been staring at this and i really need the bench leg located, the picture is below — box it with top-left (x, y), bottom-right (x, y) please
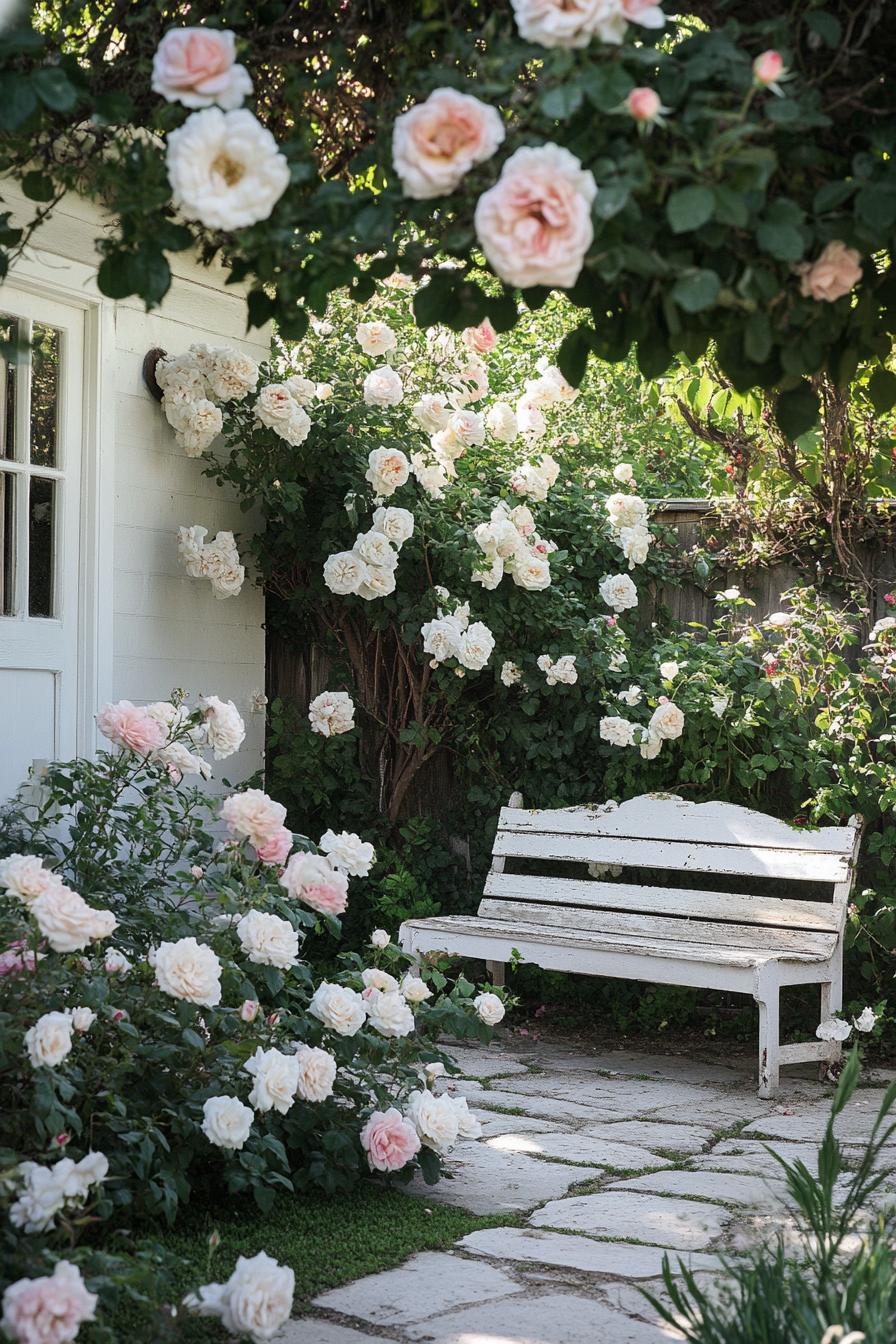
top-left (485, 960), bottom-right (505, 989)
top-left (819, 965), bottom-right (844, 1076)
top-left (757, 988), bottom-right (780, 1098)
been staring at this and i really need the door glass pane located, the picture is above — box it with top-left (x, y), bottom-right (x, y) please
top-left (0, 470), bottom-right (14, 615)
top-left (28, 476), bottom-right (54, 617)
top-left (0, 315), bottom-right (18, 461)
top-left (30, 322), bottom-right (59, 467)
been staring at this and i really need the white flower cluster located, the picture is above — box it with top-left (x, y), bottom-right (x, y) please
top-left (0, 854), bottom-right (117, 955)
top-left (514, 361), bottom-right (579, 440)
top-left (421, 597), bottom-right (495, 673)
top-left (10, 1151), bottom-right (109, 1234)
top-left (157, 344), bottom-right (259, 454)
top-left (473, 501), bottom-right (555, 592)
top-left (178, 525), bottom-right (245, 599)
top-left (323, 504), bottom-right (414, 601)
top-left (537, 654), bottom-right (578, 685)
top-left (509, 452), bottom-right (561, 502)
top-left (604, 488), bottom-right (653, 570)
top-left (817, 1006), bottom-right (877, 1042)
top-left (600, 699), bottom-right (685, 759)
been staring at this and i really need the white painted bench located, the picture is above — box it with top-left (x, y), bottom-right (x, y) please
top-left (400, 793), bottom-right (862, 1096)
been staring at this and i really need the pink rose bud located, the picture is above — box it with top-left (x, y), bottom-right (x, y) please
top-left (626, 87), bottom-right (662, 122)
top-left (111, 1009), bottom-right (126, 1022)
top-left (753, 50), bottom-right (785, 86)
top-left (54, 1133), bottom-right (70, 1147)
top-left (266, 1012), bottom-right (280, 1027)
top-left (190, 865), bottom-right (204, 879)
top-left (239, 999), bottom-right (259, 1023)
top-left (208, 1230), bottom-right (221, 1249)
top-left (885, 593), bottom-right (895, 606)
top-left (607, 616), bottom-right (617, 628)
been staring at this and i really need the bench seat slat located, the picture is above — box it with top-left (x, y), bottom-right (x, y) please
top-left (476, 899), bottom-right (839, 958)
top-left (492, 830), bottom-right (850, 883)
top-left (499, 800), bottom-right (858, 855)
top-left (481, 873), bottom-right (841, 932)
top-left (401, 915), bottom-right (834, 968)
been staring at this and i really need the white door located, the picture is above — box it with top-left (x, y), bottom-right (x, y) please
top-left (0, 289), bottom-right (85, 803)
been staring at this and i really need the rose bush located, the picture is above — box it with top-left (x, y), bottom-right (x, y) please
top-left (0, 694), bottom-right (509, 1339)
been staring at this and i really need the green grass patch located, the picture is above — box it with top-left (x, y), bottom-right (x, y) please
top-left (100, 1184), bottom-right (513, 1340)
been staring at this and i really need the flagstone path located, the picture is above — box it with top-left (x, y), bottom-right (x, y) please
top-left (278, 1037), bottom-right (892, 1344)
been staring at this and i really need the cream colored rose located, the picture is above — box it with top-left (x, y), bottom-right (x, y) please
top-left (605, 492), bottom-right (648, 529)
top-left (0, 854), bottom-right (62, 905)
top-left (201, 1096), bottom-right (254, 1150)
top-left (500, 661), bottom-right (522, 687)
top-left (236, 909), bottom-right (299, 969)
top-left (405, 1089), bottom-right (461, 1153)
top-left (356, 322), bottom-right (397, 357)
top-left (309, 982), bottom-right (367, 1036)
top-left (475, 143), bottom-right (597, 289)
top-left (283, 374), bottom-right (316, 405)
top-left (362, 366), bottom-right (404, 408)
top-left (458, 621), bottom-right (496, 671)
top-left (392, 87), bottom-right (505, 199)
top-left (366, 989), bottom-right (416, 1039)
top-left (293, 1044), bottom-right (338, 1102)
top-left (370, 929), bottom-right (391, 949)
top-left (201, 695), bottom-right (245, 758)
top-left (308, 690), bottom-right (355, 737)
top-left (511, 0), bottom-right (626, 47)
top-left (362, 967), bottom-right (400, 993)
top-left (184, 1252), bottom-right (294, 1341)
top-left (220, 789), bottom-right (287, 847)
top-left (412, 393), bottom-right (452, 434)
top-left (323, 550), bottom-right (371, 595)
top-left (31, 887), bottom-right (117, 954)
top-left (600, 716), bottom-right (636, 747)
top-left (243, 1047), bottom-right (301, 1114)
top-left (599, 573), bottom-right (638, 613)
top-left (206, 348), bottom-right (259, 401)
top-left (319, 829), bottom-right (376, 877)
top-left (613, 462), bottom-right (634, 483)
top-left (70, 1007), bottom-right (96, 1033)
top-left (356, 565), bottom-right (397, 601)
top-left (372, 506), bottom-right (414, 549)
top-left (798, 241), bottom-right (862, 302)
top-left (473, 991), bottom-right (505, 1025)
top-left (354, 529), bottom-right (399, 570)
top-left (365, 447), bottom-right (410, 497)
top-left (166, 107), bottom-right (290, 231)
top-left (25, 1011), bottom-right (74, 1068)
top-left (486, 402), bottom-right (519, 443)
top-left (511, 554), bottom-right (551, 591)
top-left (401, 974), bottom-right (432, 1004)
top-left (619, 523), bottom-right (651, 568)
top-left (649, 700), bottom-right (685, 740)
top-left (154, 937), bottom-right (222, 1006)
top-left (451, 1094), bottom-right (483, 1139)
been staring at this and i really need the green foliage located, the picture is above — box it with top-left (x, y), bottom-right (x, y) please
top-left (647, 1049), bottom-right (896, 1343)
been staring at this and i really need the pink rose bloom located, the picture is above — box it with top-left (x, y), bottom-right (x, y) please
top-left (360, 1107), bottom-right (421, 1172)
top-left (279, 852), bottom-right (349, 916)
top-left (621, 0), bottom-right (666, 28)
top-left (462, 318), bottom-right (497, 355)
top-left (626, 87), bottom-right (662, 122)
top-left (302, 882), bottom-right (348, 917)
top-left (392, 87), bottom-right (505, 199)
top-left (254, 826), bottom-right (292, 866)
top-left (474, 143), bottom-right (597, 289)
top-left (0, 940), bottom-right (38, 977)
top-left (753, 49), bottom-right (785, 86)
top-left (152, 27), bottom-right (253, 110)
top-left (798, 241), bottom-right (863, 303)
top-left (1, 1260), bottom-right (97, 1344)
top-left (96, 701), bottom-right (167, 756)
top-left (220, 789), bottom-right (288, 849)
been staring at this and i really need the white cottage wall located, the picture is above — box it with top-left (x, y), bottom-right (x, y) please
top-left (1, 185), bottom-right (268, 790)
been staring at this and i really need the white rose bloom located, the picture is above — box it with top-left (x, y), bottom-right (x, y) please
top-left (31, 886), bottom-right (117, 953)
top-left (201, 1096), bottom-right (254, 1150)
top-left (373, 506), bottom-right (415, 549)
top-left (870, 616), bottom-right (896, 642)
top-left (447, 409), bottom-right (485, 448)
top-left (356, 565), bottom-right (398, 601)
top-left (104, 947), bottom-right (132, 974)
top-left (362, 365), bottom-right (404, 408)
top-left (486, 401), bottom-right (518, 443)
top-left (817, 1017), bottom-right (852, 1043)
top-left (206, 348), bottom-right (260, 402)
top-left (710, 693), bottom-right (730, 718)
top-left (608, 650), bottom-right (628, 672)
top-left (365, 447), bottom-right (410, 497)
top-left (451, 1094), bottom-right (483, 1139)
top-left (538, 654), bottom-right (578, 686)
top-left (619, 523), bottom-right (651, 568)
top-left (412, 393), bottom-right (452, 434)
top-left (178, 524), bottom-right (208, 578)
top-left (254, 385), bottom-right (312, 447)
top-left (309, 982), bottom-right (367, 1036)
top-left (430, 426), bottom-right (466, 464)
top-left (605, 492), bottom-right (648, 530)
top-left (243, 1047), bottom-right (301, 1114)
top-left (421, 616), bottom-right (463, 663)
top-left (765, 611), bottom-right (793, 628)
top-left (401, 974), bottom-right (432, 1004)
top-left (516, 399), bottom-right (547, 440)
top-left (716, 587), bottom-right (741, 601)
top-left (9, 1165), bottom-right (67, 1233)
top-left (500, 661), bottom-right (523, 687)
top-left (366, 988), bottom-right (416, 1038)
top-left (356, 321), bottom-right (397, 357)
top-left (405, 1089), bottom-right (461, 1153)
top-left (659, 661), bottom-right (680, 680)
top-left (282, 374), bottom-right (317, 406)
top-left (410, 451), bottom-right (450, 499)
top-left (617, 685), bottom-right (642, 706)
top-left (473, 991), bottom-right (505, 1025)
top-left (200, 695), bottom-right (246, 758)
top-left (511, 554), bottom-right (552, 591)
top-left (649, 701), bottom-right (685, 740)
top-left (166, 107), bottom-right (290, 230)
top-left (185, 1252), bottom-right (294, 1342)
top-left (639, 729), bottom-right (663, 760)
top-left (70, 1007), bottom-right (96, 1033)
top-left (509, 504), bottom-right (535, 534)
top-left (370, 929), bottom-right (391, 949)
top-left (599, 716), bottom-right (636, 747)
top-left (293, 1043), bottom-right (338, 1102)
top-left (319, 829), bottom-right (376, 877)
top-left (599, 573), bottom-right (638, 613)
top-left (354, 529), bottom-right (399, 571)
top-left (854, 1007), bottom-right (877, 1033)
top-left (458, 621), bottom-right (496, 671)
top-left (0, 853), bottom-right (61, 904)
top-left (473, 556), bottom-right (504, 590)
top-left (315, 382), bottom-right (333, 400)
top-left (24, 1011), bottom-right (74, 1069)
top-left (308, 690), bottom-right (355, 737)
top-left (154, 937), bottom-right (222, 1006)
top-left (323, 550), bottom-right (370, 596)
top-left (510, 0), bottom-right (627, 47)
top-left (362, 967), bottom-right (400, 993)
top-left (156, 352), bottom-right (209, 402)
top-left (167, 398), bottom-right (223, 456)
top-left (237, 909), bottom-right (299, 969)
top-left (613, 462), bottom-right (634, 483)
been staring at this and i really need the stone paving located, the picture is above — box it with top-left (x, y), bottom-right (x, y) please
top-left (278, 1036), bottom-right (892, 1344)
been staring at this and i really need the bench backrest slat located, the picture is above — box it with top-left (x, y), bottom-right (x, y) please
top-left (483, 795), bottom-right (861, 937)
top-left (481, 872), bottom-right (842, 932)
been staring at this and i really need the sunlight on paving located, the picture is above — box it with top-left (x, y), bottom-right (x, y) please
top-left (485, 1135), bottom-right (544, 1154)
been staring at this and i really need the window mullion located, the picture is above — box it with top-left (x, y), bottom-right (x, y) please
top-left (12, 318), bottom-right (32, 617)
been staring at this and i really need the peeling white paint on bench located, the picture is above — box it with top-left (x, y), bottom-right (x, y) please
top-left (400, 794), bottom-right (863, 1097)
